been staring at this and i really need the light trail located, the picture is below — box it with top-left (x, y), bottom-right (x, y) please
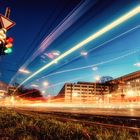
top-left (5, 101), bottom-right (140, 110)
top-left (27, 49), bottom-right (139, 91)
top-left (17, 6), bottom-right (140, 88)
top-left (31, 84), bottom-right (39, 88)
top-left (9, 0), bottom-right (92, 85)
top-left (19, 75), bottom-right (92, 98)
top-left (28, 24), bottom-right (140, 84)
top-left (18, 68), bottom-right (31, 74)
top-left (42, 74), bottom-right (92, 89)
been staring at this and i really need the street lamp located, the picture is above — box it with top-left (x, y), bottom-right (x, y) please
top-left (43, 81), bottom-right (49, 87)
top-left (42, 90), bottom-right (45, 94)
top-left (107, 94), bottom-right (112, 103)
top-left (95, 76), bottom-right (100, 81)
top-left (42, 81), bottom-right (49, 96)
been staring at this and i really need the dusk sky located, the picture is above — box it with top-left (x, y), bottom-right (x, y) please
top-left (0, 0), bottom-right (140, 96)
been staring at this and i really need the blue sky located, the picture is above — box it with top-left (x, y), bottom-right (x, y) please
top-left (0, 0), bottom-right (140, 96)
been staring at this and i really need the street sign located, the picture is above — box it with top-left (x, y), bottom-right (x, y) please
top-left (0, 14), bottom-right (15, 30)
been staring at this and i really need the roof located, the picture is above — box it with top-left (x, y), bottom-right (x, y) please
top-left (115, 70), bottom-right (140, 81)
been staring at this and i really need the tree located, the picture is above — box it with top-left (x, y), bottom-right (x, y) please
top-left (100, 76), bottom-right (113, 83)
top-left (20, 88), bottom-right (43, 98)
top-left (10, 83), bottom-right (43, 98)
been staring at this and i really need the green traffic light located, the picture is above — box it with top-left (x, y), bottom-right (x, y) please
top-left (4, 48), bottom-right (12, 54)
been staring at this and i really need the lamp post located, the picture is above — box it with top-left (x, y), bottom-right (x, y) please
top-left (42, 81), bottom-right (49, 96)
top-left (94, 76), bottom-right (100, 102)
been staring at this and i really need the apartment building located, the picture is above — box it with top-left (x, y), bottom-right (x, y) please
top-left (57, 70), bottom-right (140, 102)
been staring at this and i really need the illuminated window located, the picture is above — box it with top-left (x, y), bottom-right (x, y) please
top-left (127, 82), bottom-right (130, 85)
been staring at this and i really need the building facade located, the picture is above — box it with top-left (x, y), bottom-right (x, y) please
top-left (110, 70), bottom-right (140, 102)
top-left (57, 82), bottom-right (110, 102)
top-left (0, 81), bottom-right (8, 91)
top-left (0, 81), bottom-right (8, 98)
top-left (57, 70), bottom-right (140, 103)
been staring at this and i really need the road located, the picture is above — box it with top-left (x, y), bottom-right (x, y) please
top-left (14, 106), bottom-right (140, 131)
top-left (14, 105), bottom-right (140, 117)
top-left (1, 99), bottom-right (140, 117)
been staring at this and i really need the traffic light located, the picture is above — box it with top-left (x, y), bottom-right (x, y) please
top-left (0, 28), bottom-right (14, 55)
top-left (0, 37), bottom-right (14, 55)
top-left (4, 37), bottom-right (13, 54)
top-left (0, 7), bottom-right (15, 56)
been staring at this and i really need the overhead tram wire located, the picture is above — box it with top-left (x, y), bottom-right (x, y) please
top-left (17, 25), bottom-right (140, 97)
top-left (17, 74), bottom-right (92, 98)
top-left (26, 49), bottom-right (140, 89)
top-left (10, 0), bottom-right (89, 83)
top-left (14, 0), bottom-right (92, 69)
top-left (9, 0), bottom-right (66, 84)
top-left (16, 0), bottom-right (60, 64)
top-left (4, 0), bottom-right (64, 63)
top-left (18, 47), bottom-right (139, 98)
top-left (16, 5), bottom-right (140, 89)
top-left (18, 0), bottom-right (61, 64)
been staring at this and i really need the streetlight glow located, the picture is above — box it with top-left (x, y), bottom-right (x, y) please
top-left (43, 81), bottom-right (49, 86)
top-left (95, 76), bottom-right (100, 81)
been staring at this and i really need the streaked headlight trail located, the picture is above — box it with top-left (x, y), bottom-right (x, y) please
top-left (29, 24), bottom-right (140, 83)
top-left (27, 49), bottom-right (140, 88)
top-left (18, 6), bottom-right (140, 88)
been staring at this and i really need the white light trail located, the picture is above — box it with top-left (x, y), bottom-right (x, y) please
top-left (18, 68), bottom-right (31, 74)
top-left (31, 84), bottom-right (39, 88)
top-left (18, 6), bottom-right (140, 87)
top-left (27, 24), bottom-right (140, 84)
top-left (29, 49), bottom-right (140, 88)
top-left (52, 50), bottom-right (61, 56)
top-left (9, 0), bottom-right (92, 85)
top-left (45, 75), bottom-right (92, 89)
top-left (80, 51), bottom-right (88, 56)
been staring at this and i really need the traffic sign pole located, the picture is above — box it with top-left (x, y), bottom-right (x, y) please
top-left (5, 7), bottom-right (11, 18)
top-left (0, 7), bottom-right (15, 56)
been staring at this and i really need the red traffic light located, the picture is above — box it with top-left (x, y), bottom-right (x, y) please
top-left (6, 37), bottom-right (13, 43)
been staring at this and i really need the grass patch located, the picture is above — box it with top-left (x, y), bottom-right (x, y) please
top-left (0, 107), bottom-right (140, 140)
